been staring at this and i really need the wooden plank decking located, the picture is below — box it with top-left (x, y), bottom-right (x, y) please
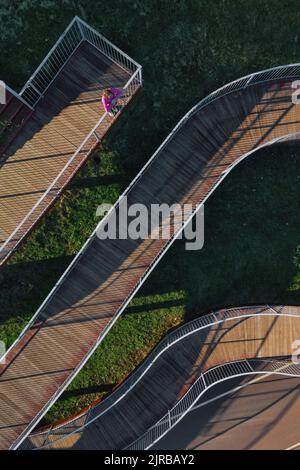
top-left (0, 41), bottom-right (132, 265)
top-left (1, 78), bottom-right (300, 449)
top-left (23, 306), bottom-right (300, 449)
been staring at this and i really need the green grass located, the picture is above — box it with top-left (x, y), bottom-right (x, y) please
top-left (0, 0), bottom-right (300, 425)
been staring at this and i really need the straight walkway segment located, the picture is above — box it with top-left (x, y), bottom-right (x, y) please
top-left (0, 16), bottom-right (142, 266)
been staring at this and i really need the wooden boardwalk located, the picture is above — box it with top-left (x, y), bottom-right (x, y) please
top-left (23, 306), bottom-right (300, 449)
top-left (1, 76), bottom-right (300, 449)
top-left (0, 41), bottom-right (133, 265)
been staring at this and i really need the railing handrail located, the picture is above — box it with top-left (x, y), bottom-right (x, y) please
top-left (2, 62), bottom-right (295, 304)
top-left (29, 307), bottom-right (300, 449)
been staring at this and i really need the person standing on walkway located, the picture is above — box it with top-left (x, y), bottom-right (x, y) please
top-left (102, 88), bottom-right (122, 116)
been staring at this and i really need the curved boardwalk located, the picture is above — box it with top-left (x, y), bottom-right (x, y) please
top-left (1, 69), bottom-right (300, 449)
top-left (23, 306), bottom-right (300, 449)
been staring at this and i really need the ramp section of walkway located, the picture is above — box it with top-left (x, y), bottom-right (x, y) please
top-left (1, 66), bottom-right (300, 449)
top-left (0, 87), bottom-right (33, 156)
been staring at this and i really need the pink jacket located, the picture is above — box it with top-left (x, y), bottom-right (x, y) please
top-left (102, 87), bottom-right (122, 112)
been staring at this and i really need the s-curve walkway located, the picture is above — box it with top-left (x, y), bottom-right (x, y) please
top-left (1, 65), bottom-right (300, 449)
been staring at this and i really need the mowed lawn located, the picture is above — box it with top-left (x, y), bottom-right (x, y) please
top-left (0, 0), bottom-right (300, 424)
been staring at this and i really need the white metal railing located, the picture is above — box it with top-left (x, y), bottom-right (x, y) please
top-left (24, 306), bottom-right (300, 449)
top-left (127, 358), bottom-right (300, 450)
top-left (18, 133), bottom-right (296, 448)
top-left (77, 16), bottom-right (141, 76)
top-left (0, 72), bottom-right (141, 269)
top-left (0, 72), bottom-right (142, 343)
top-left (19, 16), bottom-right (141, 108)
top-left (193, 63), bottom-right (300, 113)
